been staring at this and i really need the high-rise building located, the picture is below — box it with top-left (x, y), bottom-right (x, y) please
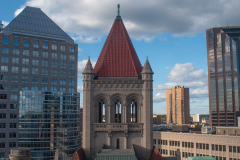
top-left (82, 5), bottom-right (154, 160)
top-left (0, 6), bottom-right (80, 159)
top-left (166, 85), bottom-right (190, 124)
top-left (206, 26), bottom-right (240, 127)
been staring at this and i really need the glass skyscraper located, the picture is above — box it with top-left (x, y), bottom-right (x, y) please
top-left (207, 26), bottom-right (240, 127)
top-left (0, 6), bottom-right (80, 159)
top-left (18, 91), bottom-right (80, 160)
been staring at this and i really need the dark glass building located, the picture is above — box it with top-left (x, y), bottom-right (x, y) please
top-left (18, 91), bottom-right (80, 160)
top-left (207, 26), bottom-right (240, 127)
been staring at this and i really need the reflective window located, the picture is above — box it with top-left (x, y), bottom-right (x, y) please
top-left (22, 77), bottom-right (28, 83)
top-left (69, 63), bottom-right (75, 69)
top-left (10, 94), bottom-right (18, 101)
top-left (52, 43), bottom-right (57, 50)
top-left (32, 78), bottom-right (38, 83)
top-left (61, 54), bottom-right (66, 60)
top-left (61, 44), bottom-right (66, 51)
top-left (43, 42), bottom-right (48, 49)
top-left (13, 48), bottom-right (19, 55)
top-left (2, 47), bottom-right (9, 54)
top-left (33, 41), bottom-right (39, 48)
top-left (51, 87), bottom-right (57, 91)
top-left (41, 87), bottom-right (48, 91)
top-left (60, 79), bottom-right (66, 85)
top-left (208, 30), bottom-right (214, 43)
top-left (217, 34), bottom-right (221, 47)
top-left (51, 61), bottom-right (58, 67)
top-left (1, 57), bottom-right (8, 63)
top-left (23, 40), bottom-right (29, 46)
top-left (42, 60), bottom-right (48, 66)
top-left (10, 104), bottom-right (17, 109)
top-left (51, 78), bottom-right (57, 85)
top-left (60, 88), bottom-right (66, 92)
top-left (12, 57), bottom-right (19, 64)
top-left (32, 68), bottom-right (39, 75)
top-left (11, 85), bottom-right (18, 91)
top-left (33, 51), bottom-right (39, 57)
top-left (69, 55), bottom-right (75, 61)
top-left (31, 86), bottom-right (38, 91)
top-left (0, 75), bottom-right (7, 81)
top-left (70, 46), bottom-right (74, 52)
top-left (60, 71), bottom-right (66, 76)
top-left (22, 67), bottom-right (29, 74)
top-left (42, 69), bottom-right (48, 75)
top-left (12, 67), bottom-right (19, 73)
top-left (1, 66), bottom-right (8, 72)
top-left (52, 53), bottom-right (57, 59)
top-left (42, 52), bottom-right (48, 58)
top-left (42, 78), bottom-right (48, 84)
top-left (61, 62), bottom-right (66, 68)
top-left (0, 85), bottom-right (7, 91)
top-left (11, 76), bottom-right (18, 82)
top-left (115, 101), bottom-right (121, 123)
top-left (13, 39), bottom-right (19, 45)
top-left (69, 72), bottom-right (75, 77)
top-left (2, 38), bottom-right (9, 44)
top-left (21, 86), bottom-right (28, 91)
top-left (23, 50), bottom-right (29, 56)
top-left (32, 60), bottom-right (39, 66)
top-left (69, 80), bottom-right (75, 85)
top-left (51, 70), bottom-right (57, 76)
top-left (225, 39), bottom-right (230, 52)
top-left (0, 104), bottom-right (6, 109)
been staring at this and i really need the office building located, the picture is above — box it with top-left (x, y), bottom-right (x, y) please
top-left (207, 26), bottom-right (240, 126)
top-left (153, 115), bottom-right (162, 124)
top-left (153, 131), bottom-right (240, 160)
top-left (0, 6), bottom-right (79, 159)
top-left (166, 85), bottom-right (190, 124)
top-left (190, 114), bottom-right (209, 123)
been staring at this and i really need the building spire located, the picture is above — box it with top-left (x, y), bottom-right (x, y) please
top-left (116, 4), bottom-right (122, 20)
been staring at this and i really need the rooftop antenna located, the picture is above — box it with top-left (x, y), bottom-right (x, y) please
top-left (116, 4), bottom-right (122, 20)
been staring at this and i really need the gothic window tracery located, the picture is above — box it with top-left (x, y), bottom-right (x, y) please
top-left (131, 100), bottom-right (137, 123)
top-left (115, 100), bottom-right (121, 123)
top-left (99, 100), bottom-right (105, 123)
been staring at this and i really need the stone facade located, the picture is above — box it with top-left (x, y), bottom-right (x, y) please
top-left (82, 59), bottom-right (154, 160)
top-left (153, 131), bottom-right (240, 160)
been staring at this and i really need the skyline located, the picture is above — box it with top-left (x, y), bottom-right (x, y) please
top-left (1, 0), bottom-right (240, 114)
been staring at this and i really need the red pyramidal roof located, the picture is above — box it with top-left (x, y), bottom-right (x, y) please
top-left (94, 18), bottom-right (142, 77)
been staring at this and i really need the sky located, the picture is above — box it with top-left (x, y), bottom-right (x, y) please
top-left (1, 0), bottom-right (240, 115)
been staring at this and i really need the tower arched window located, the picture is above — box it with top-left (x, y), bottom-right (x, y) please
top-left (99, 100), bottom-right (105, 123)
top-left (115, 100), bottom-right (121, 123)
top-left (131, 100), bottom-right (137, 123)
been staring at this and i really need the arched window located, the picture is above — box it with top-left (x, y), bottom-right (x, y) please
top-left (131, 100), bottom-right (137, 123)
top-left (116, 139), bottom-right (120, 149)
top-left (99, 100), bottom-right (105, 123)
top-left (115, 101), bottom-right (121, 123)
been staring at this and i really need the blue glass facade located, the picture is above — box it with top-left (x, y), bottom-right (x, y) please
top-left (18, 91), bottom-right (80, 160)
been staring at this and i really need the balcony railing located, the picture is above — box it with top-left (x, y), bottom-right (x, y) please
top-left (93, 123), bottom-right (143, 132)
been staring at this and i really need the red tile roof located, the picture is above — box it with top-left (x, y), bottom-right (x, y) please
top-left (149, 146), bottom-right (164, 160)
top-left (94, 19), bottom-right (142, 77)
top-left (71, 147), bottom-right (86, 160)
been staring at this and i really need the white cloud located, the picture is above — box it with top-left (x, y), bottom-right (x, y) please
top-left (14, 6), bottom-right (25, 17)
top-left (77, 86), bottom-right (83, 93)
top-left (154, 63), bottom-right (208, 104)
top-left (153, 92), bottom-right (166, 103)
top-left (2, 21), bottom-right (9, 27)
top-left (14, 0), bottom-right (240, 43)
top-left (78, 47), bottom-right (83, 52)
top-left (78, 59), bottom-right (96, 78)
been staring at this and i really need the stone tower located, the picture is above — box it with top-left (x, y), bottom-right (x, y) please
top-left (82, 6), bottom-right (154, 160)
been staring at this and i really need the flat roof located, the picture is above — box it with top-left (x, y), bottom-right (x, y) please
top-left (188, 156), bottom-right (215, 160)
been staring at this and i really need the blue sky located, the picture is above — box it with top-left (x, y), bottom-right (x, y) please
top-left (1, 0), bottom-right (240, 114)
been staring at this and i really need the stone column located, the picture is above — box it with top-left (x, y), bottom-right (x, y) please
top-left (122, 105), bottom-right (127, 123)
top-left (9, 148), bottom-right (32, 160)
top-left (106, 105), bottom-right (111, 123)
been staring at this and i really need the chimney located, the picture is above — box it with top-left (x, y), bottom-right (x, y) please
top-left (0, 21), bottom-right (4, 33)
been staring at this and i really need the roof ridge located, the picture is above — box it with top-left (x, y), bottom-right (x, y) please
top-left (120, 20), bottom-right (139, 77)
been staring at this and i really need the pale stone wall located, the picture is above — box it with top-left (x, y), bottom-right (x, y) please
top-left (153, 131), bottom-right (240, 160)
